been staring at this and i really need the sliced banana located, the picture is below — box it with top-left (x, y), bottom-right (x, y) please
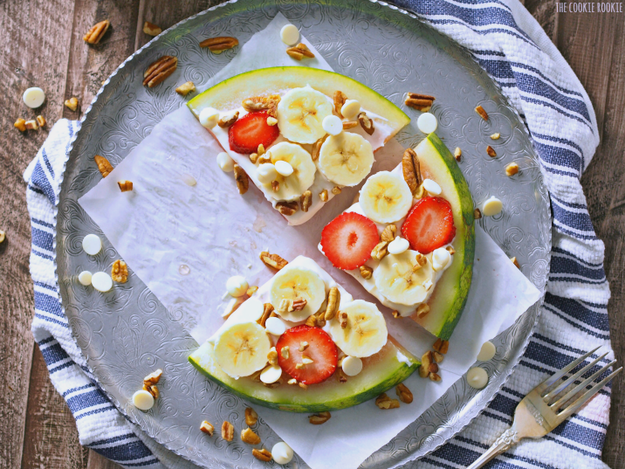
top-left (328, 300), bottom-right (387, 358)
top-left (269, 264), bottom-right (326, 321)
top-left (373, 250), bottom-right (435, 306)
top-left (359, 171), bottom-right (413, 223)
top-left (277, 86), bottom-right (333, 144)
top-left (317, 132), bottom-right (374, 186)
top-left (213, 321), bottom-right (271, 379)
top-left (262, 142), bottom-right (316, 202)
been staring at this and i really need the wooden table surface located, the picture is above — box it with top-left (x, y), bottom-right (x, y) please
top-left (1, 1), bottom-right (623, 467)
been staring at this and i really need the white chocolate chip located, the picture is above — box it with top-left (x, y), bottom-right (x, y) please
top-left (280, 24), bottom-right (300, 46)
top-left (132, 389), bottom-right (155, 411)
top-left (78, 271), bottom-right (92, 286)
top-left (272, 442), bottom-right (294, 465)
top-left (260, 364), bottom-right (282, 384)
top-left (341, 356), bottom-right (363, 377)
top-left (422, 178), bottom-right (442, 196)
top-left (92, 272), bottom-right (113, 292)
top-left (417, 112), bottom-right (438, 134)
top-left (265, 316), bottom-right (287, 336)
top-left (467, 367), bottom-right (488, 389)
top-left (217, 152), bottom-right (234, 172)
top-left (477, 341), bottom-right (496, 361)
top-left (388, 237), bottom-right (409, 255)
top-left (257, 163), bottom-right (278, 184)
top-left (274, 160), bottom-right (294, 177)
top-left (23, 87), bottom-right (46, 108)
top-left (432, 247), bottom-right (451, 271)
top-left (322, 115), bottom-right (343, 136)
top-left (481, 196), bottom-right (503, 216)
top-left (341, 99), bottom-right (361, 120)
top-left (225, 275), bottom-right (248, 297)
top-left (82, 234), bottom-right (102, 255)
top-left (199, 107), bottom-right (220, 129)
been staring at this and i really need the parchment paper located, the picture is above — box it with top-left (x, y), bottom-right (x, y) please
top-left (79, 13), bottom-right (541, 469)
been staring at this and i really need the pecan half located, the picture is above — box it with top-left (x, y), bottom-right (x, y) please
top-left (117, 180), bottom-right (133, 192)
top-left (309, 411), bottom-right (331, 425)
top-left (259, 251), bottom-right (288, 270)
top-left (221, 421), bottom-right (234, 441)
top-left (233, 163), bottom-right (249, 194)
top-left (300, 190), bottom-right (312, 212)
top-left (475, 105), bottom-right (488, 121)
top-left (276, 201), bottom-right (298, 216)
top-left (405, 92), bottom-right (435, 112)
top-left (200, 36), bottom-right (239, 53)
top-left (380, 224), bottom-right (397, 243)
top-left (257, 303), bottom-right (274, 327)
top-left (94, 155), bottom-right (113, 178)
top-left (286, 42), bottom-right (315, 60)
top-left (375, 393), bottom-right (400, 409)
top-left (358, 112), bottom-right (375, 135)
top-left (371, 241), bottom-right (388, 261)
top-left (433, 338), bottom-right (449, 354)
top-left (245, 407), bottom-right (258, 427)
top-left (84, 20), bottom-right (110, 45)
top-left (359, 265), bottom-right (373, 279)
top-left (292, 297), bottom-right (307, 311)
top-left (333, 90), bottom-right (348, 118)
top-left (486, 145), bottom-right (497, 158)
top-left (175, 81), bottom-right (196, 96)
top-left (111, 260), bottom-right (128, 283)
top-left (396, 383), bottom-right (413, 404)
top-left (218, 111), bottom-right (239, 128)
top-left (252, 448), bottom-right (273, 462)
top-left (143, 21), bottom-right (161, 37)
top-left (241, 427), bottom-right (261, 445)
top-left (143, 56), bottom-right (177, 88)
top-left (324, 287), bottom-right (340, 320)
top-left (200, 420), bottom-right (214, 435)
top-left (402, 148), bottom-right (422, 194)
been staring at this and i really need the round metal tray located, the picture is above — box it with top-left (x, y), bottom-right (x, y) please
top-left (54, 0), bottom-right (551, 467)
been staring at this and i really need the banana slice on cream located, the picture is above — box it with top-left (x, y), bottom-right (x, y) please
top-left (213, 321), bottom-right (271, 379)
top-left (269, 264), bottom-right (326, 321)
top-left (373, 250), bottom-right (435, 306)
top-left (317, 132), bottom-right (374, 186)
top-left (277, 86), bottom-right (333, 144)
top-left (262, 142), bottom-right (316, 201)
top-left (328, 300), bottom-right (387, 358)
top-left (359, 171), bottom-right (413, 223)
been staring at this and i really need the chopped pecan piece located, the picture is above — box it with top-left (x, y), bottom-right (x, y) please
top-left (245, 407), bottom-right (258, 426)
top-left (324, 287), bottom-right (340, 320)
top-left (402, 148), bottom-right (422, 194)
top-left (486, 145), bottom-right (497, 158)
top-left (259, 251), bottom-right (288, 270)
top-left (419, 351), bottom-right (433, 378)
top-left (309, 411), bottom-right (331, 425)
top-left (429, 372), bottom-right (442, 382)
top-left (404, 92), bottom-right (435, 112)
top-left (375, 393), bottom-right (400, 409)
top-left (65, 97), bottom-right (79, 112)
top-left (396, 383), bottom-right (413, 404)
top-left (200, 36), bottom-right (239, 53)
top-left (433, 351), bottom-right (444, 363)
top-left (380, 224), bottom-right (397, 243)
top-left (359, 265), bottom-right (373, 280)
top-left (257, 303), bottom-right (274, 327)
top-left (94, 155), bottom-right (113, 178)
top-left (511, 256), bottom-right (520, 269)
top-left (144, 369), bottom-right (163, 387)
top-left (143, 55), bottom-right (177, 88)
top-left (505, 162), bottom-right (519, 176)
top-left (143, 383), bottom-right (159, 399)
top-left (333, 90), bottom-right (348, 117)
top-left (175, 81), bottom-right (196, 96)
top-left (433, 338), bottom-right (449, 354)
top-left (454, 147), bottom-right (462, 161)
top-left (416, 303), bottom-right (430, 318)
top-left (242, 95), bottom-right (281, 117)
top-left (357, 112), bottom-right (374, 135)
top-left (474, 208), bottom-right (482, 220)
top-left (200, 420), bottom-right (214, 435)
top-left (343, 121), bottom-right (358, 129)
top-left (36, 115), bottom-right (46, 128)
top-left (291, 298), bottom-right (307, 311)
top-left (276, 201), bottom-right (298, 216)
top-left (286, 42), bottom-right (315, 60)
top-left (221, 421), bottom-right (234, 441)
top-left (84, 20), bottom-right (110, 45)
top-left (490, 132), bottom-right (501, 140)
top-left (143, 21), bottom-right (162, 36)
top-left (475, 105), bottom-right (488, 121)
top-left (233, 163), bottom-right (249, 194)
top-left (300, 190), bottom-right (312, 212)
top-left (25, 120), bottom-right (38, 130)
top-left (14, 118), bottom-right (26, 132)
top-left (252, 448), bottom-right (273, 462)
top-left (319, 189), bottom-right (329, 202)
top-left (371, 241), bottom-right (389, 261)
top-left (331, 186), bottom-right (342, 195)
top-left (117, 180), bottom-right (133, 192)
top-left (111, 259), bottom-right (128, 283)
top-left (218, 111), bottom-right (239, 128)
top-left (241, 427), bottom-right (261, 445)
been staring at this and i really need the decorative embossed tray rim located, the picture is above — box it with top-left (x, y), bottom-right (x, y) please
top-left (53, 1), bottom-right (551, 467)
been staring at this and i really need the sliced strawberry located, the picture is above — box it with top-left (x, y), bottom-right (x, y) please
top-left (320, 212), bottom-right (379, 270)
top-left (228, 111), bottom-right (280, 154)
top-left (401, 196), bottom-right (456, 254)
top-left (276, 325), bottom-right (337, 385)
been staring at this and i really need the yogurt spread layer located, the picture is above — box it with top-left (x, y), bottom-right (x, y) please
top-left (204, 86), bottom-right (395, 225)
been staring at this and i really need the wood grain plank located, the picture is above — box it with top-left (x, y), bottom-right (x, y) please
top-left (0, 0), bottom-right (77, 466)
top-left (546, 8), bottom-right (625, 467)
top-left (87, 450), bottom-right (122, 469)
top-left (21, 346), bottom-right (90, 469)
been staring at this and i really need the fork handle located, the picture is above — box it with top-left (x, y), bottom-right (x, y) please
top-left (466, 427), bottom-right (521, 469)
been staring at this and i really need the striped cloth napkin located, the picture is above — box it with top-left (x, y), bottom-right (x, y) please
top-left (24, 1), bottom-right (613, 468)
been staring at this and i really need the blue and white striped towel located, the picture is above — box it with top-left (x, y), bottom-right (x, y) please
top-left (25, 1), bottom-right (613, 467)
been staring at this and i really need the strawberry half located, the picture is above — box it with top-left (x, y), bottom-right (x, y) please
top-left (320, 212), bottom-right (379, 270)
top-left (228, 111), bottom-right (280, 154)
top-left (276, 325), bottom-right (337, 385)
top-left (401, 196), bottom-right (456, 254)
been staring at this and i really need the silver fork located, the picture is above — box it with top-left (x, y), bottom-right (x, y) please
top-left (468, 346), bottom-right (622, 469)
